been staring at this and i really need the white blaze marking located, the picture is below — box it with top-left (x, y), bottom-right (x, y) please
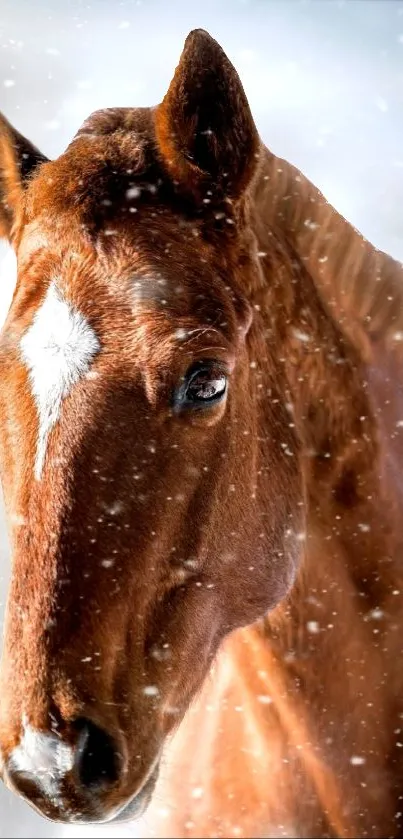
top-left (20, 282), bottom-right (100, 479)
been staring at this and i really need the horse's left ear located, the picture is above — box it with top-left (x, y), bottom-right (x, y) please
top-left (0, 114), bottom-right (48, 243)
top-left (155, 29), bottom-right (260, 202)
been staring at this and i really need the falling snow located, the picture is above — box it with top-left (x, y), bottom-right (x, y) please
top-left (0, 2), bottom-right (402, 839)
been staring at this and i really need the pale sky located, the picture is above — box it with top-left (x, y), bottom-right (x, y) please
top-left (0, 1), bottom-right (402, 836)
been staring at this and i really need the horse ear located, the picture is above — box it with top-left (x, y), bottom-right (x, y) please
top-left (155, 29), bottom-right (260, 202)
top-left (0, 114), bottom-right (48, 243)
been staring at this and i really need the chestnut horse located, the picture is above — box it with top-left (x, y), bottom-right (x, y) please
top-left (0, 28), bottom-right (402, 839)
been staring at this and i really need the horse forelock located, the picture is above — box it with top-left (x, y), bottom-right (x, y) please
top-left (24, 126), bottom-right (152, 235)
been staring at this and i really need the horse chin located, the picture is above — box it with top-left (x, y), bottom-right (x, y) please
top-left (102, 760), bottom-right (160, 825)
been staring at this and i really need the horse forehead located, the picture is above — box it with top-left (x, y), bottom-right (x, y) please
top-left (20, 281), bottom-right (99, 364)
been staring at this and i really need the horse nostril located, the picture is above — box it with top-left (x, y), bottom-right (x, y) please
top-left (75, 719), bottom-right (122, 790)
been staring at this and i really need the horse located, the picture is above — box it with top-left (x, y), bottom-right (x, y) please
top-left (0, 27), bottom-right (402, 838)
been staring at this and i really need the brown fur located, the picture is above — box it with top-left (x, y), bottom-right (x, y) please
top-left (0, 28), bottom-right (402, 837)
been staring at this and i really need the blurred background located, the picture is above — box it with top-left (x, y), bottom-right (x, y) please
top-left (0, 0), bottom-right (402, 835)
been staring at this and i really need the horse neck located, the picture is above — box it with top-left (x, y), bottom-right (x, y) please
top-left (251, 146), bottom-right (403, 611)
top-left (258, 256), bottom-right (389, 645)
top-left (225, 162), bottom-right (403, 836)
top-left (249, 149), bottom-right (403, 703)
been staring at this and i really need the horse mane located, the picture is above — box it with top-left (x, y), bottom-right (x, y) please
top-left (255, 148), bottom-right (403, 358)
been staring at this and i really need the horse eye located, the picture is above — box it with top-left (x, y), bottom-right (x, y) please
top-left (176, 364), bottom-right (228, 409)
top-left (186, 369), bottom-right (227, 403)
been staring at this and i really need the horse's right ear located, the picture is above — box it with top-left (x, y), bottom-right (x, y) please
top-left (0, 114), bottom-right (48, 243)
top-left (155, 29), bottom-right (260, 203)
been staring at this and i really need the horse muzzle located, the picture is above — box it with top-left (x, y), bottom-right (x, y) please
top-left (1, 717), bottom-right (159, 824)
